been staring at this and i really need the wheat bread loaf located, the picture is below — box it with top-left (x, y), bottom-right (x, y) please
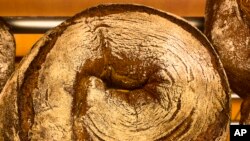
top-left (205, 0), bottom-right (250, 124)
top-left (0, 4), bottom-right (230, 141)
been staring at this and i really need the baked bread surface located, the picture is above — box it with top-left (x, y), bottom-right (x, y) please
top-left (205, 0), bottom-right (250, 124)
top-left (0, 4), bottom-right (230, 141)
top-left (0, 19), bottom-right (15, 93)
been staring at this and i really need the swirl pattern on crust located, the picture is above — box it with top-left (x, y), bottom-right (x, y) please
top-left (0, 4), bottom-right (230, 141)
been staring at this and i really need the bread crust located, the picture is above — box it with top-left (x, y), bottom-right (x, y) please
top-left (0, 18), bottom-right (15, 93)
top-left (205, 0), bottom-right (250, 97)
top-left (205, 0), bottom-right (250, 124)
top-left (0, 4), bottom-right (230, 141)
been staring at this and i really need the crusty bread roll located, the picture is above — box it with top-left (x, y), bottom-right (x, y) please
top-left (0, 4), bottom-right (230, 141)
top-left (0, 18), bottom-right (15, 93)
top-left (205, 0), bottom-right (250, 124)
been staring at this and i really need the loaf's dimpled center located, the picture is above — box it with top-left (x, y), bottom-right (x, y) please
top-left (100, 66), bottom-right (148, 90)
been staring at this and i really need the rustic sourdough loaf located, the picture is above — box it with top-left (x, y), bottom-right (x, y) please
top-left (0, 4), bottom-right (230, 141)
top-left (205, 0), bottom-right (250, 124)
top-left (0, 18), bottom-right (15, 93)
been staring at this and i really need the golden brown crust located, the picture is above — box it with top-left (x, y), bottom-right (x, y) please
top-left (1, 4), bottom-right (230, 140)
top-left (0, 18), bottom-right (15, 93)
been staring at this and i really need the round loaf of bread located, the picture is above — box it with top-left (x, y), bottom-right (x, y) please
top-left (205, 0), bottom-right (250, 124)
top-left (0, 4), bottom-right (230, 141)
top-left (0, 18), bottom-right (15, 93)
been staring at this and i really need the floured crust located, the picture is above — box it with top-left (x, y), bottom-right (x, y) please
top-left (0, 18), bottom-right (15, 93)
top-left (205, 0), bottom-right (250, 98)
top-left (0, 4), bottom-right (230, 141)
